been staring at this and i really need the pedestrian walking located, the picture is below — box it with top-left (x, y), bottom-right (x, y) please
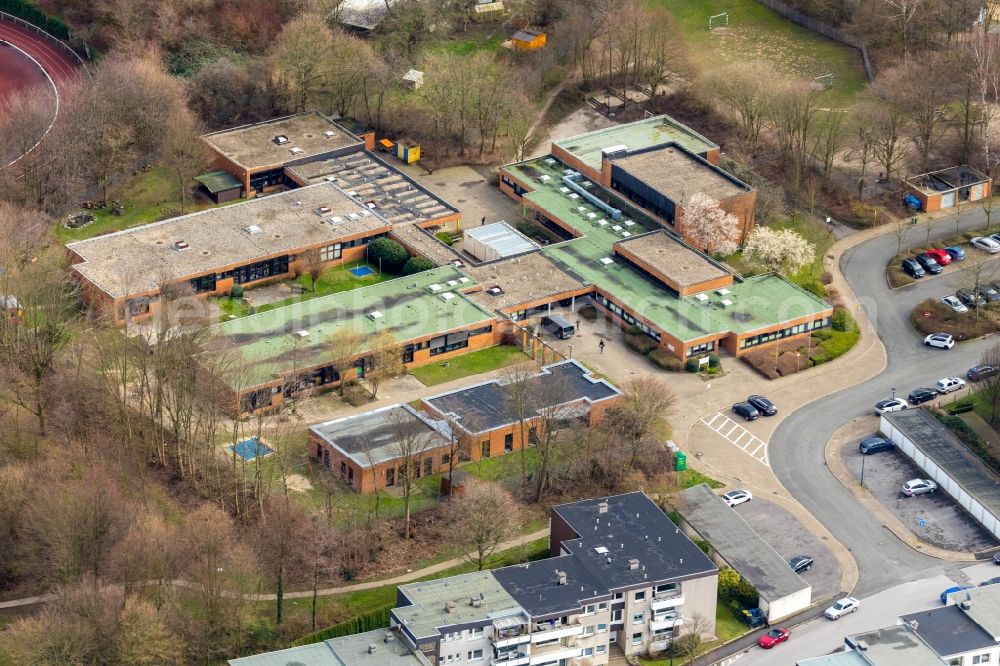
top-left (575, 319), bottom-right (580, 331)
top-left (481, 216), bottom-right (486, 226)
top-left (599, 339), bottom-right (605, 353)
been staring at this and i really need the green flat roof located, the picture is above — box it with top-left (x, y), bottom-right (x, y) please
top-left (210, 266), bottom-right (495, 389)
top-left (553, 114), bottom-right (718, 173)
top-left (194, 170), bottom-right (243, 194)
top-left (506, 157), bottom-right (830, 343)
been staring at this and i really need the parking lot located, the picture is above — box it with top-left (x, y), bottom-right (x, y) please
top-left (734, 497), bottom-right (841, 602)
top-left (841, 438), bottom-right (996, 552)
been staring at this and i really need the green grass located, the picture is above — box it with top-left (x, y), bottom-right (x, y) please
top-left (213, 261), bottom-right (392, 321)
top-left (56, 166), bottom-right (233, 242)
top-left (727, 215), bottom-right (835, 287)
top-left (650, 0), bottom-right (868, 106)
top-left (677, 468), bottom-right (724, 490)
top-left (425, 25), bottom-right (506, 56)
top-left (463, 447), bottom-right (540, 482)
top-left (640, 603), bottom-right (748, 665)
top-left (409, 345), bottom-right (529, 386)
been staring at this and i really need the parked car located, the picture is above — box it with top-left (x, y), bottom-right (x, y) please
top-left (540, 315), bottom-right (575, 340)
top-left (941, 295), bottom-right (969, 313)
top-left (994, 551), bottom-right (1000, 565)
top-left (908, 388), bottom-right (937, 404)
top-left (981, 284), bottom-right (1000, 302)
top-left (915, 254), bottom-right (943, 275)
top-left (825, 597), bottom-right (860, 620)
top-left (859, 436), bottom-right (894, 454)
top-left (732, 402), bottom-right (760, 421)
top-left (940, 585), bottom-right (974, 603)
top-left (971, 236), bottom-right (1000, 253)
top-left (926, 248), bottom-right (952, 265)
top-left (945, 246), bottom-right (967, 261)
top-left (980, 577), bottom-right (1000, 587)
top-left (924, 333), bottom-right (955, 349)
top-left (934, 377), bottom-right (966, 394)
top-left (901, 257), bottom-right (926, 278)
top-left (874, 398), bottom-right (909, 415)
top-left (758, 628), bottom-right (791, 649)
top-left (722, 489), bottom-right (752, 507)
top-left (902, 478), bottom-right (938, 496)
top-left (789, 555), bottom-right (813, 573)
top-left (990, 232), bottom-right (1000, 246)
top-left (957, 288), bottom-right (987, 309)
top-left (747, 395), bottom-right (777, 416)
top-left (969, 364), bottom-right (999, 381)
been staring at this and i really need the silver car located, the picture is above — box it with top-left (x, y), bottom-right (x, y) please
top-left (902, 479), bottom-right (938, 496)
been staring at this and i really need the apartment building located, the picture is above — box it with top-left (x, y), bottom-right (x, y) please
top-left (228, 492), bottom-right (719, 666)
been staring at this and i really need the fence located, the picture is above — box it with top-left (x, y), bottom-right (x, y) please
top-left (503, 318), bottom-right (568, 366)
top-left (0, 8), bottom-right (89, 75)
top-left (753, 0), bottom-right (874, 83)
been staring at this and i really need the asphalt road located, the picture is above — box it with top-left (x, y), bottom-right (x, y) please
top-left (771, 208), bottom-right (1000, 597)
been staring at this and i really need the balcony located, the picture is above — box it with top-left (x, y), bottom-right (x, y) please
top-left (493, 615), bottom-right (530, 648)
top-left (530, 623), bottom-right (583, 643)
top-left (492, 651), bottom-right (530, 666)
top-left (650, 592), bottom-right (684, 611)
top-left (528, 644), bottom-right (582, 665)
top-left (649, 615), bottom-right (683, 632)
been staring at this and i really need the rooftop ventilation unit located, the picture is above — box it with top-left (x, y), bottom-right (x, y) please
top-left (594, 546), bottom-right (609, 554)
top-left (694, 293), bottom-right (709, 303)
top-left (621, 231), bottom-right (632, 238)
top-left (296, 330), bottom-right (310, 338)
top-left (556, 571), bottom-right (567, 586)
top-left (330, 216), bottom-right (343, 224)
top-left (273, 135), bottom-right (289, 145)
top-left (598, 501), bottom-right (609, 514)
top-left (324, 176), bottom-right (337, 182)
top-left (323, 130), bottom-right (335, 138)
top-left (289, 147), bottom-right (303, 154)
top-left (367, 311), bottom-right (383, 320)
top-left (347, 213), bottom-right (360, 220)
top-left (446, 279), bottom-right (458, 287)
top-left (487, 286), bottom-right (504, 296)
top-left (174, 241), bottom-right (189, 251)
top-left (244, 225), bottom-right (263, 235)
top-left (716, 288), bottom-right (731, 296)
top-left (458, 277), bottom-right (470, 284)
top-left (439, 292), bottom-right (456, 302)
top-left (720, 299), bottom-right (733, 308)
top-left (628, 559), bottom-right (640, 571)
top-left (599, 257), bottom-right (614, 265)
top-left (315, 206), bottom-right (332, 216)
top-left (427, 284), bottom-right (442, 293)
top-left (611, 225), bottom-right (622, 232)
top-left (568, 193), bottom-right (580, 200)
top-left (545, 157), bottom-right (557, 165)
top-left (538, 174), bottom-right (551, 183)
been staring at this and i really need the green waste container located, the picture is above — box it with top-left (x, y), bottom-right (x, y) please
top-left (675, 451), bottom-right (687, 471)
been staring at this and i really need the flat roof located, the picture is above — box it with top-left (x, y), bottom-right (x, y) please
top-left (310, 404), bottom-right (451, 468)
top-left (493, 554), bottom-right (605, 618)
top-left (209, 266), bottom-right (495, 389)
top-left (389, 224), bottom-right (463, 266)
top-left (465, 222), bottom-right (539, 259)
top-left (553, 492), bottom-right (718, 590)
top-left (616, 230), bottom-right (731, 289)
top-left (796, 653), bottom-right (870, 666)
top-left (202, 112), bottom-right (361, 171)
top-left (228, 630), bottom-right (428, 666)
top-left (395, 572), bottom-right (524, 639)
top-left (553, 115), bottom-right (717, 173)
top-left (900, 605), bottom-right (997, 657)
top-left (285, 152), bottom-right (457, 225)
top-left (68, 182), bottom-right (387, 298)
top-left (194, 170), bottom-right (243, 194)
top-left (843, 626), bottom-right (946, 666)
top-left (421, 360), bottom-right (621, 435)
top-left (907, 164), bottom-right (990, 195)
top-left (680, 483), bottom-right (810, 602)
top-left (950, 583), bottom-right (1000, 640)
top-left (611, 145), bottom-right (750, 204)
top-left (465, 252), bottom-right (584, 313)
top-left (883, 409), bottom-right (1000, 518)
top-left (505, 156), bottom-right (830, 342)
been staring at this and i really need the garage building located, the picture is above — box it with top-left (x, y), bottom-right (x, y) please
top-left (679, 483), bottom-right (812, 622)
top-left (881, 409), bottom-right (1000, 542)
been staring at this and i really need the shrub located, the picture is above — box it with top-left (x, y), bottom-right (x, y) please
top-left (832, 306), bottom-right (858, 332)
top-left (707, 352), bottom-right (721, 369)
top-left (810, 330), bottom-right (859, 365)
top-left (649, 349), bottom-right (683, 371)
top-left (797, 278), bottom-right (827, 298)
top-left (435, 231), bottom-right (454, 246)
top-left (945, 402), bottom-right (976, 415)
top-left (578, 305), bottom-right (598, 321)
top-left (705, 366), bottom-right (719, 375)
top-left (368, 238), bottom-right (409, 274)
top-left (293, 606), bottom-right (392, 646)
top-left (625, 333), bottom-right (657, 356)
top-left (776, 351), bottom-right (807, 376)
top-left (820, 270), bottom-right (833, 285)
top-left (230, 284), bottom-right (244, 298)
top-left (625, 325), bottom-right (642, 335)
top-left (0, 0), bottom-right (71, 39)
top-left (718, 567), bottom-right (759, 609)
top-left (742, 349), bottom-right (780, 379)
top-left (684, 357), bottom-right (701, 373)
top-left (402, 256), bottom-right (436, 275)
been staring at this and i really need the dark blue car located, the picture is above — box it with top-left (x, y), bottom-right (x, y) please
top-left (945, 246), bottom-right (966, 262)
top-left (941, 585), bottom-right (973, 603)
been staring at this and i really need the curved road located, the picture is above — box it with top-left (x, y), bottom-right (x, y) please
top-left (772, 210), bottom-right (998, 597)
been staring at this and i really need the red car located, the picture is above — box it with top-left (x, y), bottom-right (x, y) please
top-left (926, 249), bottom-right (952, 266)
top-left (758, 628), bottom-right (790, 649)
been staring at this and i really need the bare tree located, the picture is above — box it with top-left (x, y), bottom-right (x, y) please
top-left (161, 109), bottom-right (209, 214)
top-left (254, 496), bottom-right (311, 625)
top-left (704, 63), bottom-right (772, 157)
top-left (328, 327), bottom-right (366, 395)
top-left (270, 13), bottom-right (333, 112)
top-left (388, 408), bottom-right (436, 539)
top-left (302, 248), bottom-right (324, 291)
top-left (864, 101), bottom-right (909, 184)
top-left (499, 361), bottom-right (541, 490)
top-left (365, 331), bottom-right (403, 399)
top-left (980, 343), bottom-right (1000, 424)
top-left (810, 110), bottom-right (846, 181)
top-left (447, 478), bottom-right (522, 570)
top-left (681, 193), bottom-right (741, 255)
top-left (955, 251), bottom-right (996, 323)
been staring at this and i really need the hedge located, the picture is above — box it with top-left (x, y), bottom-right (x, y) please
top-left (402, 256), bottom-right (436, 275)
top-left (434, 231), bottom-right (454, 246)
top-left (649, 349), bottom-right (683, 372)
top-left (718, 567), bottom-right (758, 609)
top-left (0, 0), bottom-right (70, 39)
top-left (292, 605), bottom-right (392, 647)
top-left (624, 332), bottom-right (657, 356)
top-left (368, 238), bottom-right (409, 274)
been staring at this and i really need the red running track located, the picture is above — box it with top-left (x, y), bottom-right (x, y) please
top-left (0, 18), bottom-right (81, 91)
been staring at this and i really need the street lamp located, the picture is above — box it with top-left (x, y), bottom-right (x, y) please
top-left (568, 344), bottom-right (573, 358)
top-left (860, 453), bottom-right (866, 488)
top-left (891, 387), bottom-right (896, 400)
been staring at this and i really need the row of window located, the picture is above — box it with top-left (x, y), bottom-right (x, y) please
top-left (593, 294), bottom-right (662, 342)
top-left (439, 648), bottom-right (482, 663)
top-left (442, 628), bottom-right (484, 641)
top-left (687, 340), bottom-right (716, 357)
top-left (739, 317), bottom-right (831, 350)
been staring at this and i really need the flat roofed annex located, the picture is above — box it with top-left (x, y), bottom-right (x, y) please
top-left (611, 146), bottom-right (750, 205)
top-left (616, 230), bottom-right (731, 289)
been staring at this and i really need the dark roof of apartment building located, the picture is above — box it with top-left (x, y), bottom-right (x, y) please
top-left (493, 554), bottom-right (605, 618)
top-left (900, 605), bottom-right (998, 658)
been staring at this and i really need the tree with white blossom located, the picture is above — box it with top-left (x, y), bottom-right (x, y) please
top-left (682, 193), bottom-right (741, 255)
top-left (742, 226), bottom-right (815, 275)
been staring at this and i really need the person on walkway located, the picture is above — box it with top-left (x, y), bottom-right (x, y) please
top-left (481, 216), bottom-right (486, 226)
top-left (599, 339), bottom-right (605, 353)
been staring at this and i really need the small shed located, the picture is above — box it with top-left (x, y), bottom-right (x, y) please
top-left (194, 170), bottom-right (244, 203)
top-left (511, 28), bottom-right (547, 50)
top-left (904, 165), bottom-right (991, 213)
top-left (402, 69), bottom-right (424, 90)
top-left (395, 138), bottom-right (420, 164)
top-left (464, 221), bottom-right (539, 262)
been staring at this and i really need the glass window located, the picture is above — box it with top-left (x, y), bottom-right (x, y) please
top-left (634, 591), bottom-right (646, 602)
top-left (597, 645), bottom-right (607, 654)
top-left (481, 441), bottom-right (491, 458)
top-left (470, 627), bottom-right (484, 638)
top-left (598, 623), bottom-right (607, 633)
top-left (467, 649), bottom-right (483, 661)
top-left (423, 458), bottom-right (432, 475)
top-left (386, 468), bottom-right (395, 487)
top-left (633, 612), bottom-right (644, 624)
top-left (598, 602), bottom-right (608, 611)
top-left (582, 625), bottom-right (594, 636)
top-left (320, 244), bottom-right (341, 262)
top-left (632, 632), bottom-right (643, 645)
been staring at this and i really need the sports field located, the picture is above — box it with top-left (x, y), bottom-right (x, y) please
top-left (650, 0), bottom-right (868, 105)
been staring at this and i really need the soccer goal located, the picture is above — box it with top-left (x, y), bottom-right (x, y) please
top-left (815, 73), bottom-right (835, 89)
top-left (708, 12), bottom-right (729, 30)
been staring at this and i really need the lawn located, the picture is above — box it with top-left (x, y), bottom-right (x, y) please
top-left (409, 345), bottom-right (529, 386)
top-left (429, 26), bottom-right (506, 56)
top-left (727, 215), bottom-right (835, 290)
top-left (677, 468), bottom-right (725, 490)
top-left (639, 604), bottom-right (747, 665)
top-left (56, 166), bottom-right (232, 242)
top-left (650, 0), bottom-right (868, 106)
top-left (214, 261), bottom-right (392, 320)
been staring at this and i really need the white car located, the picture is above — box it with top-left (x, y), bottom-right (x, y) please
top-left (971, 236), bottom-right (1000, 253)
top-left (924, 333), bottom-right (955, 349)
top-left (941, 295), bottom-right (969, 313)
top-left (934, 377), bottom-right (966, 394)
top-left (825, 597), bottom-right (860, 620)
top-left (874, 398), bottom-right (909, 415)
top-left (722, 489), bottom-right (752, 507)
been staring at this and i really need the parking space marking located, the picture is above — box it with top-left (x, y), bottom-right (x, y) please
top-left (700, 412), bottom-right (770, 466)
